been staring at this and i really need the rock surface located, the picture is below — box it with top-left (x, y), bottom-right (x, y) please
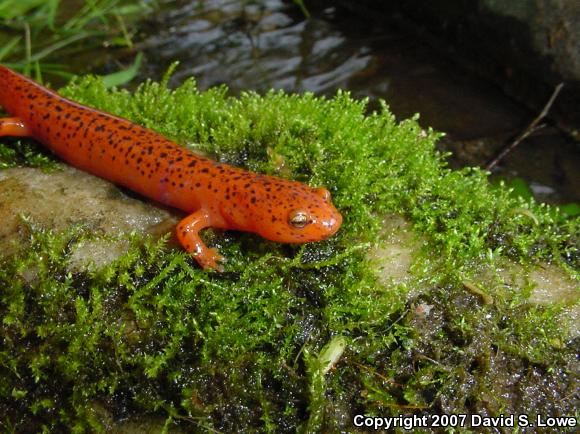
top-left (0, 165), bottom-right (180, 267)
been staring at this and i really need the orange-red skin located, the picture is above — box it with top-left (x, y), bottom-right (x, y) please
top-left (0, 66), bottom-right (342, 269)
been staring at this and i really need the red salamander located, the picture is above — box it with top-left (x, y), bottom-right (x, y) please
top-left (0, 65), bottom-right (342, 270)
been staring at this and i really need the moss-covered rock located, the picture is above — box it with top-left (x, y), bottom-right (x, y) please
top-left (0, 71), bottom-right (577, 432)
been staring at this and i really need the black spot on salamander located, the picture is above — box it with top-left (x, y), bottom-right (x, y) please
top-left (201, 168), bottom-right (209, 173)
top-left (42, 113), bottom-right (50, 120)
top-left (95, 125), bottom-right (105, 132)
top-left (188, 160), bottom-right (197, 167)
top-left (250, 197), bottom-right (257, 204)
top-left (195, 182), bottom-right (201, 187)
top-left (55, 105), bottom-right (63, 112)
top-left (160, 152), bottom-right (168, 158)
top-left (83, 118), bottom-right (98, 137)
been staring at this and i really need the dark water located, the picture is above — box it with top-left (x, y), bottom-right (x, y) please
top-left (134, 0), bottom-right (579, 204)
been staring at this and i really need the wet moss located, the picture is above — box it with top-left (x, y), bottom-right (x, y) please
top-left (0, 138), bottom-right (59, 170)
top-left (0, 72), bottom-right (578, 432)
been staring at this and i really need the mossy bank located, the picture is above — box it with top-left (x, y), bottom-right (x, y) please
top-left (0, 69), bottom-right (578, 432)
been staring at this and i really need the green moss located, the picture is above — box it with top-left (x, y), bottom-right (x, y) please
top-left (0, 73), bottom-right (578, 432)
top-left (0, 138), bottom-right (59, 170)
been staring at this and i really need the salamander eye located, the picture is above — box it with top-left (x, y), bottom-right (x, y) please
top-left (289, 210), bottom-right (309, 228)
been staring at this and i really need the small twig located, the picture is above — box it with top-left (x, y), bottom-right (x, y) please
top-left (485, 82), bottom-right (564, 171)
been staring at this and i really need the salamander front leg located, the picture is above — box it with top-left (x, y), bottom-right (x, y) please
top-left (0, 117), bottom-right (32, 137)
top-left (176, 210), bottom-right (224, 271)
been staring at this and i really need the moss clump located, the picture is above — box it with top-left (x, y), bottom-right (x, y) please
top-left (0, 138), bottom-right (59, 170)
top-left (0, 73), bottom-right (578, 432)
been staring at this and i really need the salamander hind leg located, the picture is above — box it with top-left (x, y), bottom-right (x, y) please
top-left (0, 117), bottom-right (32, 137)
top-left (176, 210), bottom-right (225, 271)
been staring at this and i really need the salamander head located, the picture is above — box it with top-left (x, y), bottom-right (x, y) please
top-left (222, 178), bottom-right (342, 244)
top-left (267, 185), bottom-right (342, 243)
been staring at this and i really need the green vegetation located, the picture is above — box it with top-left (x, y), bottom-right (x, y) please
top-left (502, 176), bottom-right (580, 220)
top-left (0, 72), bottom-right (578, 432)
top-left (0, 0), bottom-right (152, 81)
